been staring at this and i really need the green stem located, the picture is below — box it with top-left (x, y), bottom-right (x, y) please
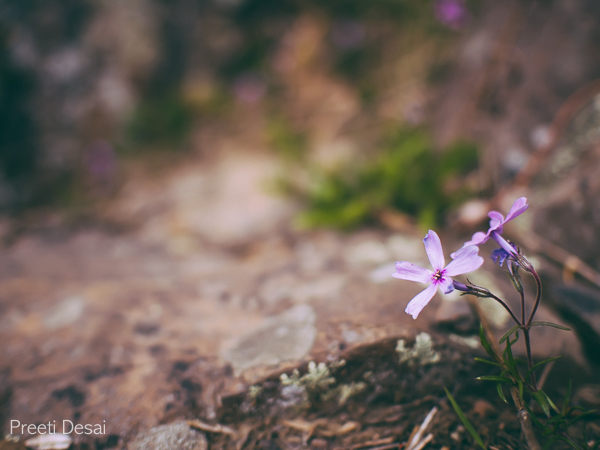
top-left (487, 291), bottom-right (521, 327)
top-left (526, 268), bottom-right (542, 328)
top-left (523, 328), bottom-right (537, 389)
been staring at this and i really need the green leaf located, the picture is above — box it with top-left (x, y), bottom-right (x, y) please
top-left (533, 390), bottom-right (551, 417)
top-left (560, 434), bottom-right (581, 449)
top-left (500, 324), bottom-right (521, 344)
top-left (541, 390), bottom-right (560, 414)
top-left (497, 384), bottom-right (508, 404)
top-left (517, 379), bottom-right (524, 402)
top-left (502, 334), bottom-right (519, 377)
top-left (479, 325), bottom-right (497, 361)
top-left (530, 321), bottom-right (571, 331)
top-left (530, 355), bottom-right (561, 372)
top-left (474, 357), bottom-right (502, 367)
top-left (476, 375), bottom-right (512, 383)
top-left (444, 387), bottom-right (487, 449)
top-left (508, 264), bottom-right (524, 294)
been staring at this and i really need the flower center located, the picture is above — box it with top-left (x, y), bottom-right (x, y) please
top-left (431, 269), bottom-right (446, 285)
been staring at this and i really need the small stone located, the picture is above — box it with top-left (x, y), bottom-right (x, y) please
top-left (450, 425), bottom-right (464, 441)
top-left (25, 434), bottom-right (71, 450)
top-left (472, 399), bottom-right (494, 417)
top-left (43, 296), bottom-right (85, 330)
top-left (128, 421), bottom-right (207, 450)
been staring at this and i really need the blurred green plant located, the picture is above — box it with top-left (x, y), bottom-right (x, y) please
top-left (266, 115), bottom-right (307, 161)
top-left (279, 127), bottom-right (478, 230)
top-left (124, 92), bottom-right (194, 151)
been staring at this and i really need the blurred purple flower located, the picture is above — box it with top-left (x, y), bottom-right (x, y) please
top-left (85, 140), bottom-right (116, 184)
top-left (232, 73), bottom-right (266, 105)
top-left (434, 0), bottom-right (467, 30)
top-left (393, 230), bottom-right (484, 319)
top-left (459, 197), bottom-right (528, 256)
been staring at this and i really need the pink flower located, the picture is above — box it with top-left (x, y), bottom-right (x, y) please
top-left (393, 230), bottom-right (484, 319)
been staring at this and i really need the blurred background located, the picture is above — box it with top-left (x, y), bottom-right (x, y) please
top-left (1, 0), bottom-right (599, 226)
top-left (1, 0), bottom-right (600, 446)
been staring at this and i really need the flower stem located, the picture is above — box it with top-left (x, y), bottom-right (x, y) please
top-left (510, 387), bottom-right (542, 450)
top-left (486, 291), bottom-right (521, 327)
top-left (523, 328), bottom-right (537, 389)
top-left (525, 267), bottom-right (542, 328)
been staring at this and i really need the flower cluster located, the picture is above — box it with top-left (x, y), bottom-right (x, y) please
top-left (393, 197), bottom-right (528, 319)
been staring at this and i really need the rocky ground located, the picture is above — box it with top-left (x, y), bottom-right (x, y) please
top-left (2, 1), bottom-right (600, 448)
top-left (1, 142), bottom-right (599, 449)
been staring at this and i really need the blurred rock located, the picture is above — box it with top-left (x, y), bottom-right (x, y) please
top-left (221, 304), bottom-right (316, 374)
top-left (434, 292), bottom-right (473, 329)
top-left (43, 296), bottom-right (85, 330)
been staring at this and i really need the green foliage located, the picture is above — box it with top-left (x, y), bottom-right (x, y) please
top-left (125, 92), bottom-right (193, 150)
top-left (444, 387), bottom-right (487, 449)
top-left (530, 321), bottom-right (571, 331)
top-left (267, 116), bottom-right (307, 161)
top-left (475, 321), bottom-right (596, 448)
top-left (293, 127), bottom-right (478, 229)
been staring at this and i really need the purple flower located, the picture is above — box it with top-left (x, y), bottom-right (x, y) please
top-left (434, 0), bottom-right (467, 30)
top-left (491, 248), bottom-right (511, 267)
top-left (460, 197), bottom-right (528, 256)
top-left (393, 230), bottom-right (484, 319)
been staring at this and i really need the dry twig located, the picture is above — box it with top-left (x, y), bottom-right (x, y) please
top-left (187, 419), bottom-right (236, 435)
top-left (406, 406), bottom-right (438, 450)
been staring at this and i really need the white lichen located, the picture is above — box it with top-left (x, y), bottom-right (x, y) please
top-left (336, 382), bottom-right (367, 405)
top-left (280, 361), bottom-right (336, 392)
top-left (396, 332), bottom-right (440, 366)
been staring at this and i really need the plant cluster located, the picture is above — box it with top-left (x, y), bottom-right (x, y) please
top-left (393, 197), bottom-right (597, 448)
top-left (278, 128), bottom-right (478, 229)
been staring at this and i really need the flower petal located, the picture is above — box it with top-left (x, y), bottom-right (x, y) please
top-left (423, 230), bottom-right (445, 270)
top-left (461, 231), bottom-right (489, 248)
top-left (445, 245), bottom-right (484, 276)
top-left (491, 231), bottom-right (517, 256)
top-left (488, 211), bottom-right (504, 230)
top-left (491, 248), bottom-right (510, 267)
top-left (393, 262), bottom-right (431, 283)
top-left (437, 277), bottom-right (454, 294)
top-left (504, 196), bottom-right (528, 222)
top-left (405, 284), bottom-right (437, 319)
top-left (450, 244), bottom-right (479, 260)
